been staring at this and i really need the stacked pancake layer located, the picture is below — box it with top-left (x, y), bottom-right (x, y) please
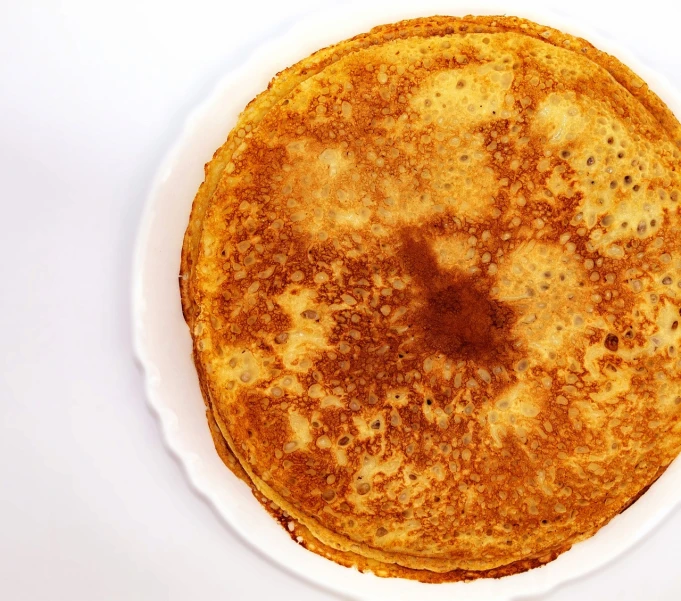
top-left (181, 16), bottom-right (681, 581)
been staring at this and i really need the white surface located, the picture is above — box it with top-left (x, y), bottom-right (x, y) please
top-left (133, 3), bottom-right (681, 600)
top-left (1, 1), bottom-right (681, 600)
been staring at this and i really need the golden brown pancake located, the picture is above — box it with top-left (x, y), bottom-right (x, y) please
top-left (182, 15), bottom-right (681, 580)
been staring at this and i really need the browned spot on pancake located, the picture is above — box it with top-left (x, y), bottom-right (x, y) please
top-left (398, 230), bottom-right (520, 372)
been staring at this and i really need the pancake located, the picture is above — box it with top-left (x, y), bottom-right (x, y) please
top-left (182, 15), bottom-right (681, 580)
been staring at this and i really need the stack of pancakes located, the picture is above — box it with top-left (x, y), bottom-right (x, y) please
top-left (180, 15), bottom-right (681, 581)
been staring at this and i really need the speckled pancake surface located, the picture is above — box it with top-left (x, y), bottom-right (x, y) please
top-left (183, 15), bottom-right (681, 580)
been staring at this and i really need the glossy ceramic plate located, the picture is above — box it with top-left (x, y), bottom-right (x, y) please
top-left (132, 2), bottom-right (681, 599)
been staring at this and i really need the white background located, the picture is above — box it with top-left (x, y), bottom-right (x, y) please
top-left (1, 1), bottom-right (681, 599)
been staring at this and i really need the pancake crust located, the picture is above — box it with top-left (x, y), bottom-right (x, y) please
top-left (182, 15), bottom-right (681, 580)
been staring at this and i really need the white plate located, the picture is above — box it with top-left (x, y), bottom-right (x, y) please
top-left (132, 3), bottom-right (681, 599)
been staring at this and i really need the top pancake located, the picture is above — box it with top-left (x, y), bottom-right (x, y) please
top-left (185, 16), bottom-right (681, 576)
